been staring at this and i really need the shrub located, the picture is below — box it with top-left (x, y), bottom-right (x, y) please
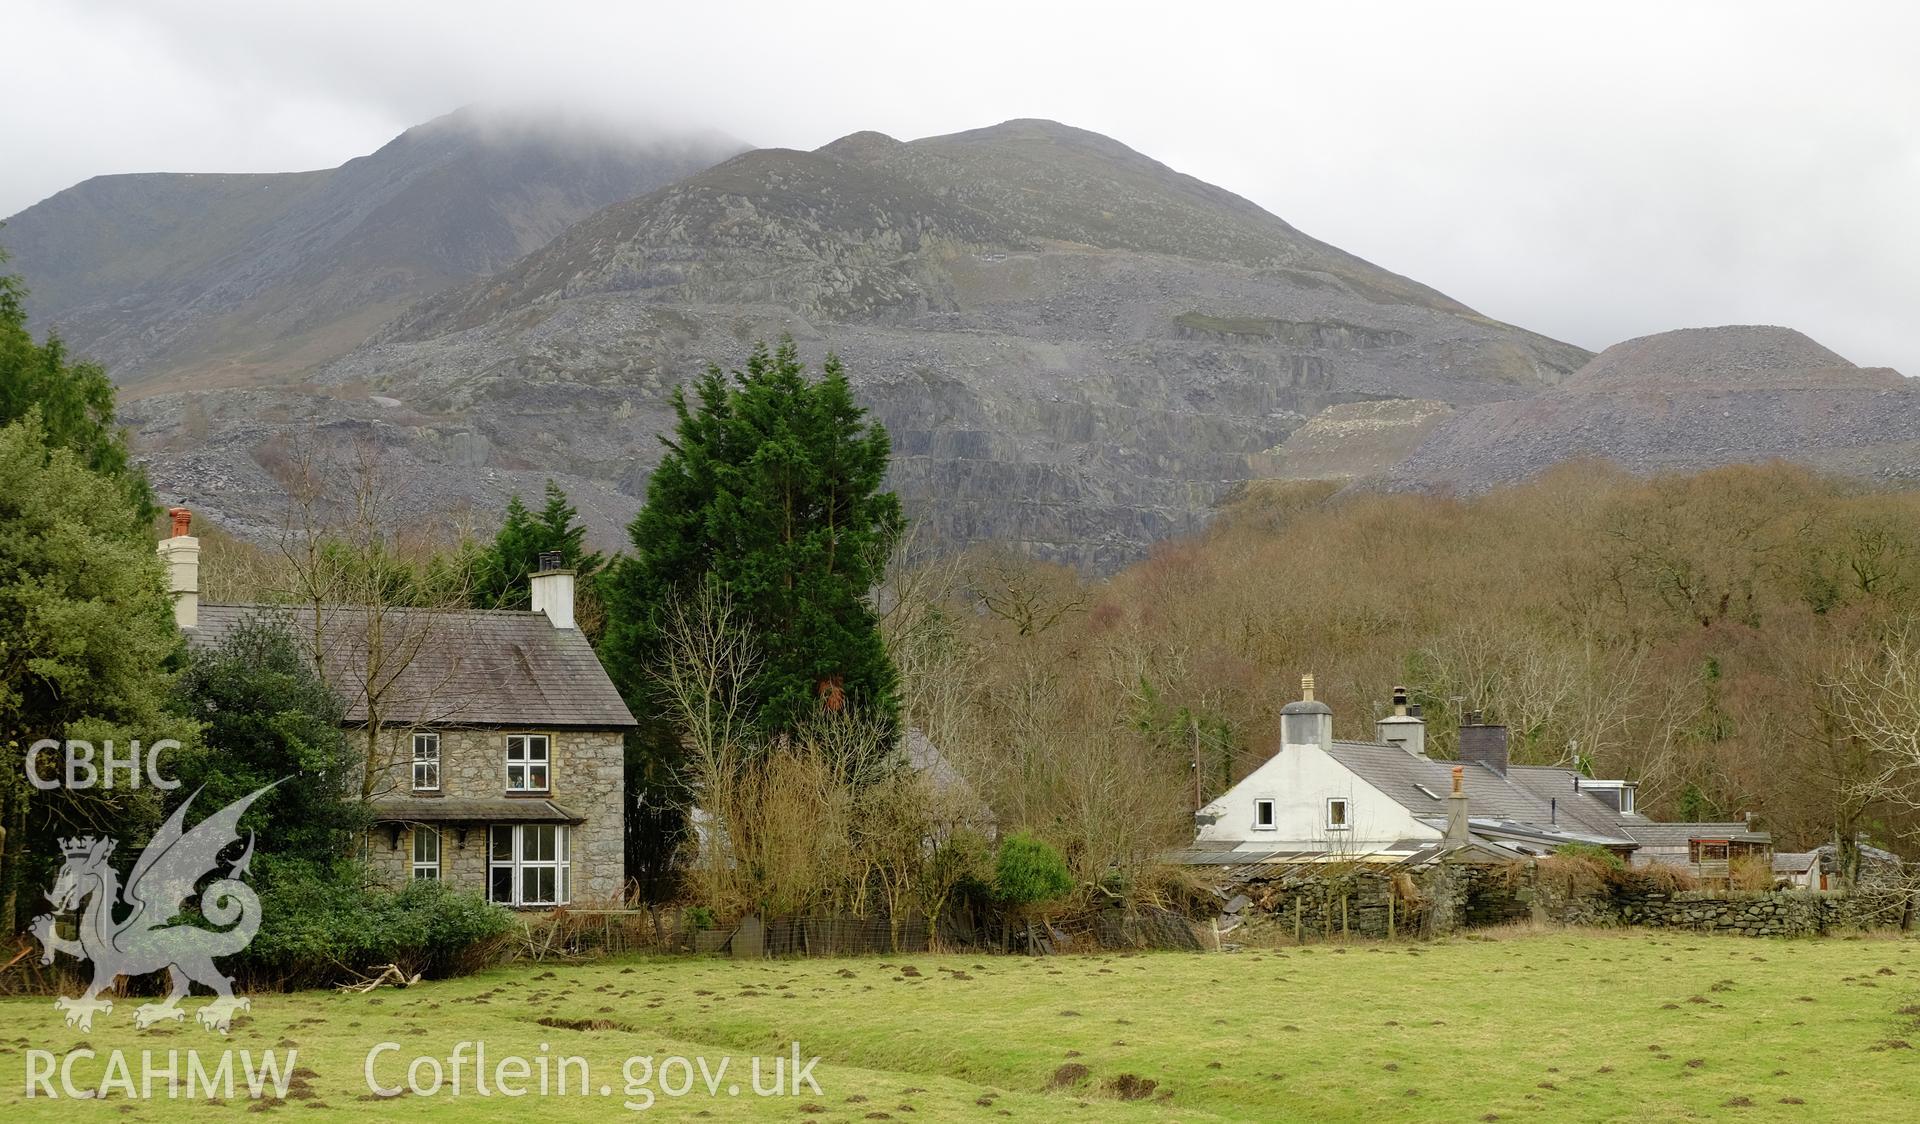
top-left (1730, 853), bottom-right (1774, 891)
top-left (1637, 861), bottom-right (1700, 893)
top-left (994, 832), bottom-right (1075, 908)
top-left (1551, 842), bottom-right (1628, 873)
top-left (241, 862), bottom-right (512, 988)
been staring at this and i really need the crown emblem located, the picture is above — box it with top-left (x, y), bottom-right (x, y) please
top-left (60, 837), bottom-right (113, 861)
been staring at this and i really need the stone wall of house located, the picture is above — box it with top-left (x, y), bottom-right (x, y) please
top-left (359, 725), bottom-right (626, 904)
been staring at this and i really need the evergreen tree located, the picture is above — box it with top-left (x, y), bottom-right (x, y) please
top-left (472, 480), bottom-right (604, 611)
top-left (0, 247), bottom-right (154, 524)
top-left (603, 340), bottom-right (904, 894)
top-left (171, 614), bottom-right (365, 871)
top-left (0, 418), bottom-right (185, 928)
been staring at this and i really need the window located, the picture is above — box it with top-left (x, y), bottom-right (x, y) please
top-left (411, 827), bottom-right (441, 881)
top-left (1326, 798), bottom-right (1350, 831)
top-left (1253, 799), bottom-right (1276, 830)
top-left (412, 732), bottom-right (440, 791)
top-left (506, 735), bottom-right (550, 792)
top-left (489, 824), bottom-right (570, 906)
top-left (1620, 786), bottom-right (1636, 814)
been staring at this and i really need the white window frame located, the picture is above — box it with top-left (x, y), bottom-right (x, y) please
top-left (1326, 797), bottom-right (1351, 831)
top-left (411, 826), bottom-right (441, 881)
top-left (1252, 798), bottom-right (1277, 831)
top-left (412, 731), bottom-right (441, 791)
top-left (506, 734), bottom-right (551, 793)
top-left (489, 824), bottom-right (571, 907)
top-left (1620, 786), bottom-right (1636, 814)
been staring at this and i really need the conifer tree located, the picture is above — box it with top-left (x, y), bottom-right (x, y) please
top-left (604, 340), bottom-right (904, 892)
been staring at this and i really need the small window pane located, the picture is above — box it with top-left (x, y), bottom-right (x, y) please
top-left (528, 826), bottom-right (555, 861)
top-left (490, 865), bottom-right (513, 902)
top-left (491, 825), bottom-right (513, 861)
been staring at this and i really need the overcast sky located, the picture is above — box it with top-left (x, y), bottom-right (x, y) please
top-left (4, 1), bottom-right (1916, 373)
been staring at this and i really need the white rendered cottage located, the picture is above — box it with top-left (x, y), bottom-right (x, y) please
top-left (1181, 677), bottom-right (1770, 873)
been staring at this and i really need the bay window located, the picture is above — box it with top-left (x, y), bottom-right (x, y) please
top-left (489, 824), bottom-right (570, 906)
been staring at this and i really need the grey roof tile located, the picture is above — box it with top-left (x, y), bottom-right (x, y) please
top-left (189, 602), bottom-right (636, 729)
top-left (1321, 742), bottom-right (1769, 851)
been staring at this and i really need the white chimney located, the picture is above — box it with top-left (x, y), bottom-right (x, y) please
top-left (1279, 673), bottom-right (1333, 751)
top-left (156, 506), bottom-right (199, 629)
top-left (529, 551), bottom-right (575, 630)
top-left (1376, 685), bottom-right (1427, 757)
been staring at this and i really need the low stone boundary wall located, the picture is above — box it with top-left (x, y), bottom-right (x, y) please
top-left (1214, 861), bottom-right (1915, 942)
top-left (1611, 887), bottom-right (1912, 936)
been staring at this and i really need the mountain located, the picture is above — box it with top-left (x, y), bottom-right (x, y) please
top-left (120, 118), bottom-right (1588, 566)
top-left (1382, 325), bottom-right (1915, 492)
top-left (1, 106), bottom-right (745, 391)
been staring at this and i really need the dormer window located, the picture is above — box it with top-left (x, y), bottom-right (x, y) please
top-left (412, 732), bottom-right (440, 791)
top-left (1326, 798), bottom-right (1351, 831)
top-left (1253, 799), bottom-right (1277, 831)
top-left (1620, 786), bottom-right (1636, 814)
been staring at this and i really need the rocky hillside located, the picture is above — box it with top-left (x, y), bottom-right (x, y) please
top-left (1384, 326), bottom-right (1915, 492)
top-left (1253, 398), bottom-right (1456, 482)
top-left (1, 107), bottom-right (743, 391)
top-left (123, 119), bottom-right (1588, 567)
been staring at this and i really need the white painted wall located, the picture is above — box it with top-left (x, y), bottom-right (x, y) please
top-left (1196, 744), bottom-right (1440, 851)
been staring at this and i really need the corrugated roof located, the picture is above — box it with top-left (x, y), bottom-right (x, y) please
top-left (189, 603), bottom-right (636, 729)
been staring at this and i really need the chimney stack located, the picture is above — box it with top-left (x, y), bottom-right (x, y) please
top-left (156, 506), bottom-right (199, 629)
top-left (1376, 684), bottom-right (1428, 758)
top-left (1280, 673), bottom-right (1334, 751)
top-left (1445, 765), bottom-right (1470, 846)
top-left (1458, 715), bottom-right (1510, 777)
top-left (529, 550), bottom-right (576, 630)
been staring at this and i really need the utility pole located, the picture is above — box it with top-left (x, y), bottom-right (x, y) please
top-left (1192, 716), bottom-right (1203, 811)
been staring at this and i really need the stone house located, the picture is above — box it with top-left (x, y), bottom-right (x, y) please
top-left (160, 513), bottom-right (635, 907)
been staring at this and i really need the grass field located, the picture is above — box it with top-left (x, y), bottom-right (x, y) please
top-left (2, 928), bottom-right (1917, 1122)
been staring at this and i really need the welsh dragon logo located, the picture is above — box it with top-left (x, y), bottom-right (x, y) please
top-left (29, 784), bottom-right (274, 1034)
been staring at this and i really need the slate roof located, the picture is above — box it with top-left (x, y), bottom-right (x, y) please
top-left (1773, 851), bottom-right (1819, 874)
top-left (1622, 822), bottom-right (1767, 847)
top-left (1320, 741), bottom-right (1773, 854)
top-left (1504, 765), bottom-right (1639, 838)
top-left (188, 603), bottom-right (636, 729)
top-left (366, 797), bottom-right (584, 824)
top-left (1324, 741), bottom-right (1609, 829)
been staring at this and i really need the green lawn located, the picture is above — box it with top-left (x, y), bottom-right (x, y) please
top-left (2, 928), bottom-right (1918, 1122)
